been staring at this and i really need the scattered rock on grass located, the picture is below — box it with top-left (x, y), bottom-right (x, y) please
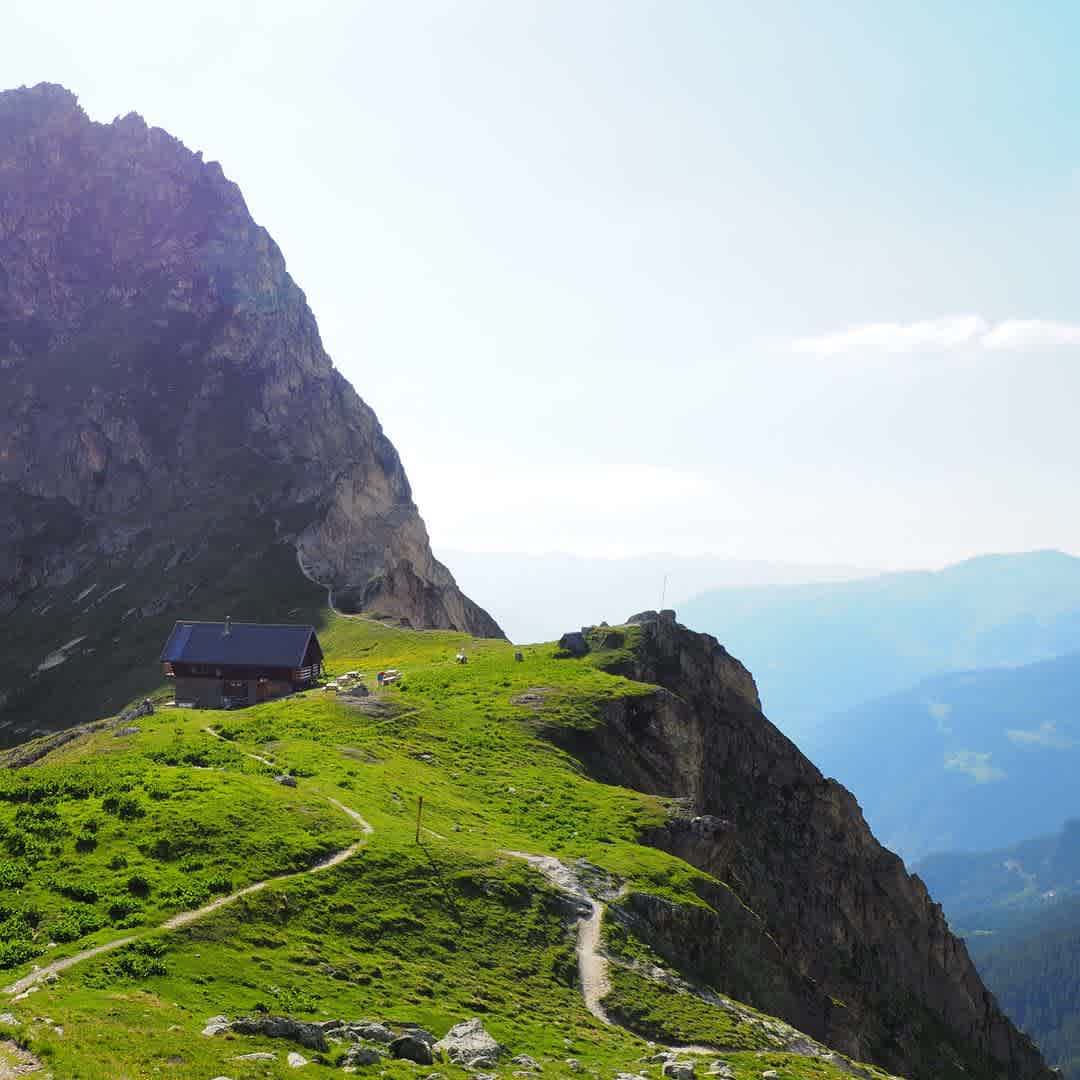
top-left (344, 1021), bottom-right (394, 1044)
top-left (389, 1034), bottom-right (434, 1065)
top-left (511, 1054), bottom-right (542, 1072)
top-left (202, 1015), bottom-right (231, 1037)
top-left (662, 1061), bottom-right (696, 1080)
top-left (342, 1044), bottom-right (383, 1067)
top-left (286, 1051), bottom-right (308, 1068)
top-left (433, 1018), bottom-right (502, 1066)
top-left (228, 1016), bottom-right (328, 1051)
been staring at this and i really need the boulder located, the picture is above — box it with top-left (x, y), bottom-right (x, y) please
top-left (511, 1054), bottom-right (542, 1072)
top-left (662, 1061), bottom-right (695, 1080)
top-left (557, 631), bottom-right (589, 657)
top-left (400, 1025), bottom-right (436, 1046)
top-left (342, 1045), bottom-right (382, 1067)
top-left (286, 1050), bottom-right (309, 1068)
top-left (389, 1034), bottom-right (434, 1064)
top-left (229, 1015), bottom-right (327, 1051)
top-left (434, 1018), bottom-right (502, 1066)
top-left (201, 1015), bottom-right (231, 1037)
top-left (274, 774), bottom-right (298, 788)
top-left (345, 1021), bottom-right (394, 1044)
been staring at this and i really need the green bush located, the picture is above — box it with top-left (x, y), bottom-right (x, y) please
top-left (126, 873), bottom-right (151, 897)
top-left (106, 896), bottom-right (143, 923)
top-left (204, 872), bottom-right (233, 894)
top-left (53, 880), bottom-right (100, 903)
top-left (51, 908), bottom-right (104, 943)
top-left (102, 794), bottom-right (146, 821)
top-left (0, 859), bottom-right (28, 888)
top-left (0, 939), bottom-right (41, 971)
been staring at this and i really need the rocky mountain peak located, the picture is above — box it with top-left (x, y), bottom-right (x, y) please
top-left (0, 83), bottom-right (500, 740)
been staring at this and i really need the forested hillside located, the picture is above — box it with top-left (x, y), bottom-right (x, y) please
top-left (964, 899), bottom-right (1080, 1080)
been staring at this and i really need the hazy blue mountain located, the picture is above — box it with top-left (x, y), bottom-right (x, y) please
top-left (916, 820), bottom-right (1080, 919)
top-left (440, 549), bottom-right (871, 644)
top-left (814, 651), bottom-right (1080, 859)
top-left (679, 550), bottom-right (1080, 742)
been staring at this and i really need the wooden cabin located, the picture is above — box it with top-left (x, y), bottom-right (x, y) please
top-left (159, 619), bottom-right (324, 709)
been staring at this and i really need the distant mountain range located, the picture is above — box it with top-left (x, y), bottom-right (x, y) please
top-left (813, 649), bottom-right (1080, 859)
top-left (441, 549), bottom-right (871, 644)
top-left (680, 549), bottom-right (1080, 744)
top-left (917, 819), bottom-right (1080, 919)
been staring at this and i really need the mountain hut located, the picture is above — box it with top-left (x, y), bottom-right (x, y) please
top-left (159, 619), bottom-right (323, 709)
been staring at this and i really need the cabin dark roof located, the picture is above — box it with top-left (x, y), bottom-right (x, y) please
top-left (160, 621), bottom-right (321, 668)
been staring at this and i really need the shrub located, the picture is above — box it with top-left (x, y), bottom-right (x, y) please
top-left (108, 854), bottom-right (129, 870)
top-left (75, 832), bottom-right (98, 853)
top-left (107, 939), bottom-right (168, 979)
top-left (126, 874), bottom-right (151, 897)
top-left (102, 794), bottom-right (146, 821)
top-left (204, 873), bottom-right (233, 895)
top-left (51, 908), bottom-right (103, 943)
top-left (53, 880), bottom-right (100, 903)
top-left (0, 860), bottom-right (28, 889)
top-left (106, 896), bottom-right (142, 923)
top-left (0, 939), bottom-right (41, 971)
top-left (158, 882), bottom-right (210, 909)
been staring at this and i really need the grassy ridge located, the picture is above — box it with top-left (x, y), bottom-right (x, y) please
top-left (0, 614), bottom-right (902, 1079)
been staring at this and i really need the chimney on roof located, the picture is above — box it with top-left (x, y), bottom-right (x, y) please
top-left (224, 616), bottom-right (232, 637)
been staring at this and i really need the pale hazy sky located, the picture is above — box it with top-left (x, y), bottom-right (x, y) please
top-left (6, 1), bottom-right (1080, 568)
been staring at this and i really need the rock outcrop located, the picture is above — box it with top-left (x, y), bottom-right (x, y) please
top-left (0, 83), bottom-right (500, 740)
top-left (548, 611), bottom-right (1054, 1080)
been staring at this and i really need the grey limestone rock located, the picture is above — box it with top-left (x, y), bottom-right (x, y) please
top-left (433, 1018), bottom-right (502, 1066)
top-left (388, 1034), bottom-right (434, 1065)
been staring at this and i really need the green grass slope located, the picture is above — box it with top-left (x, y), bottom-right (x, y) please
top-left (0, 614), bottom-right (901, 1080)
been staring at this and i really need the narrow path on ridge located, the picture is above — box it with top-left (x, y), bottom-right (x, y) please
top-left (504, 850), bottom-right (720, 1055)
top-left (4, 796), bottom-right (373, 999)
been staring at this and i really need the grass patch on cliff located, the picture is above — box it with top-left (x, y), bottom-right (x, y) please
top-left (602, 966), bottom-right (775, 1052)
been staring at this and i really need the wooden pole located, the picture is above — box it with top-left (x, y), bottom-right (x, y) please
top-left (415, 795), bottom-right (424, 843)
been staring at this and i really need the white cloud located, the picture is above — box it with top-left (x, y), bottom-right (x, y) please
top-left (982, 320), bottom-right (1080, 350)
top-left (944, 750), bottom-right (1006, 783)
top-left (1006, 721), bottom-right (1075, 749)
top-left (792, 315), bottom-right (1080, 356)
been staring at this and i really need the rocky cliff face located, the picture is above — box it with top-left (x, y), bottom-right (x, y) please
top-left (552, 612), bottom-right (1054, 1080)
top-left (0, 83), bottom-right (499, 741)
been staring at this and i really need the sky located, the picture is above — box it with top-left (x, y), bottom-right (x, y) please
top-left (5, 1), bottom-right (1080, 569)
